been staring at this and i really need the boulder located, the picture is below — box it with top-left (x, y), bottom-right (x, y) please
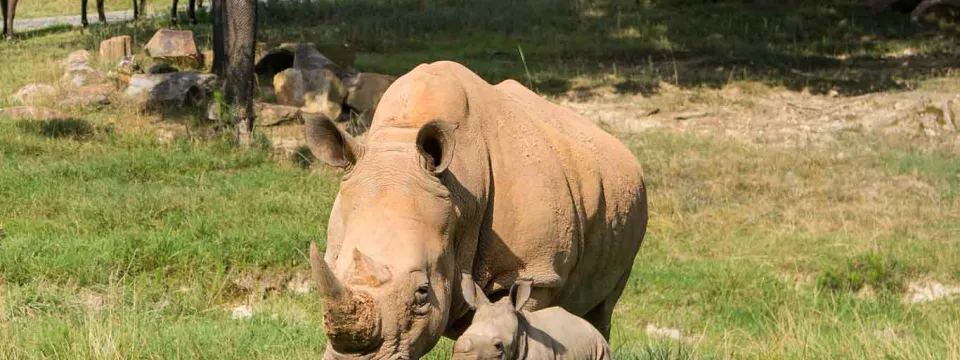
top-left (62, 50), bottom-right (103, 88)
top-left (124, 72), bottom-right (218, 110)
top-left (144, 29), bottom-right (202, 68)
top-left (99, 35), bottom-right (133, 62)
top-left (255, 43), bottom-right (353, 85)
top-left (147, 62), bottom-right (179, 75)
top-left (273, 68), bottom-right (305, 107)
top-left (11, 84), bottom-right (58, 105)
top-left (345, 72), bottom-right (396, 129)
top-left (302, 68), bottom-right (346, 120)
top-left (291, 43), bottom-right (335, 71)
top-left (58, 83), bottom-right (116, 107)
top-left (0, 106), bottom-right (66, 120)
top-left (257, 102), bottom-right (302, 126)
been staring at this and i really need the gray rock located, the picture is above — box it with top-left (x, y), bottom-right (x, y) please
top-left (143, 29), bottom-right (201, 68)
top-left (258, 102), bottom-right (302, 126)
top-left (124, 72), bottom-right (218, 110)
top-left (302, 68), bottom-right (346, 120)
top-left (147, 62), bottom-right (179, 75)
top-left (273, 68), bottom-right (305, 107)
top-left (62, 50), bottom-right (104, 88)
top-left (254, 43), bottom-right (353, 85)
top-left (58, 83), bottom-right (116, 107)
top-left (344, 72), bottom-right (395, 129)
top-left (291, 43), bottom-right (335, 71)
top-left (11, 83), bottom-right (58, 105)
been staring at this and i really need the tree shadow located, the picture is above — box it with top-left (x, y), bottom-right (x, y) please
top-left (15, 117), bottom-right (108, 140)
top-left (253, 0), bottom-right (959, 98)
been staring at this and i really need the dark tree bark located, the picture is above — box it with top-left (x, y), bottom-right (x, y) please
top-left (211, 0), bottom-right (225, 76)
top-left (132, 0), bottom-right (139, 20)
top-left (222, 0), bottom-right (257, 145)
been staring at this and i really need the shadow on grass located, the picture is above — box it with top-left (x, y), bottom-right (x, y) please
top-left (15, 117), bottom-right (110, 140)
top-left (7, 23), bottom-right (75, 41)
top-left (254, 0), bottom-right (959, 97)
top-left (53, 0), bottom-right (959, 101)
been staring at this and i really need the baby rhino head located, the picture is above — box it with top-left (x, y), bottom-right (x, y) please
top-left (452, 280), bottom-right (533, 360)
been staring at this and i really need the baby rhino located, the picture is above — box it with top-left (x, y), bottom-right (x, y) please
top-left (453, 280), bottom-right (611, 360)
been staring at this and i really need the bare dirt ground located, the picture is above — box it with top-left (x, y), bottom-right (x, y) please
top-left (259, 79), bottom-right (960, 161)
top-left (558, 80), bottom-right (960, 147)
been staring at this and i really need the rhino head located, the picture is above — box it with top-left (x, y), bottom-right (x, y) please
top-left (452, 280), bottom-right (533, 360)
top-left (304, 78), bottom-right (470, 360)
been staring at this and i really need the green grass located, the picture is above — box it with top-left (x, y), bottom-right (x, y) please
top-left (2, 111), bottom-right (959, 358)
top-left (15, 0), bottom-right (171, 19)
top-left (2, 0), bottom-right (960, 358)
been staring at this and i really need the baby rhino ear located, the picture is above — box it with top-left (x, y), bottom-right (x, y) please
top-left (461, 276), bottom-right (490, 310)
top-left (509, 279), bottom-right (533, 311)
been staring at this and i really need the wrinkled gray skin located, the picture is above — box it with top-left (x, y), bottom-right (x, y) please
top-left (305, 61), bottom-right (646, 360)
top-left (454, 281), bottom-right (611, 360)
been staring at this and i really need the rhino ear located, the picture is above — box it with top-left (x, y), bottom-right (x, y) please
top-left (509, 279), bottom-right (533, 311)
top-left (416, 120), bottom-right (458, 175)
top-left (304, 113), bottom-right (362, 168)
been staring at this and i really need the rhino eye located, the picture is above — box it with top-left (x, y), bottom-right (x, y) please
top-left (413, 284), bottom-right (430, 314)
top-left (493, 339), bottom-right (504, 353)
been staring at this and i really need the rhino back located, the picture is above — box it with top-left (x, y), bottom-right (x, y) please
top-left (470, 78), bottom-right (646, 314)
top-left (523, 307), bottom-right (611, 360)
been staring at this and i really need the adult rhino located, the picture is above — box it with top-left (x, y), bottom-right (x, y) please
top-left (305, 61), bottom-right (647, 360)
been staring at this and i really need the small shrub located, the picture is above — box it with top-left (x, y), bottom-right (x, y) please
top-left (816, 252), bottom-right (908, 295)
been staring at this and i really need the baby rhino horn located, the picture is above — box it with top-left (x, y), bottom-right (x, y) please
top-left (349, 248), bottom-right (392, 287)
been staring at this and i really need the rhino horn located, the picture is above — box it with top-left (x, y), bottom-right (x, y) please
top-left (349, 248), bottom-right (392, 287)
top-left (309, 242), bottom-right (383, 352)
top-left (310, 241), bottom-right (346, 301)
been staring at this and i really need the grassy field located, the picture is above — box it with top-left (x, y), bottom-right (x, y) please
top-left (15, 0), bottom-right (170, 19)
top-left (3, 0), bottom-right (960, 359)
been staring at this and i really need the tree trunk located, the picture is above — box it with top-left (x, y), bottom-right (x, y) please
top-left (211, 0), bottom-right (225, 77)
top-left (223, 0), bottom-right (257, 146)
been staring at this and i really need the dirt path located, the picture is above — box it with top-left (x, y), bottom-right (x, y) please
top-left (13, 3), bottom-right (211, 31)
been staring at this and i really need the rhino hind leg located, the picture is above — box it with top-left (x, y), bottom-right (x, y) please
top-left (582, 270), bottom-right (631, 340)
